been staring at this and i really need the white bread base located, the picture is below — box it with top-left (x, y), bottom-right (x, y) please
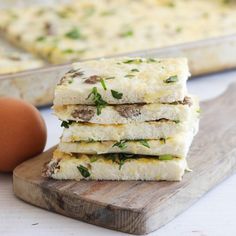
top-left (43, 150), bottom-right (187, 181)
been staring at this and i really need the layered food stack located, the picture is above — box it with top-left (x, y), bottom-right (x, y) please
top-left (43, 57), bottom-right (199, 181)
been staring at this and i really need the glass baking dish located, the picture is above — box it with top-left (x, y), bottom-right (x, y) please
top-left (0, 0), bottom-right (236, 106)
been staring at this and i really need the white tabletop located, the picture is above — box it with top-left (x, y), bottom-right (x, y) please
top-left (1, 70), bottom-right (236, 236)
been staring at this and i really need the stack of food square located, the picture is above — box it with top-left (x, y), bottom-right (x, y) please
top-left (43, 57), bottom-right (199, 181)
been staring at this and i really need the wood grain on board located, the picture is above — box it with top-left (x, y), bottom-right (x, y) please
top-left (13, 83), bottom-right (236, 235)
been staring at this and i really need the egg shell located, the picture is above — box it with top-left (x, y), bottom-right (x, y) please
top-left (0, 97), bottom-right (47, 172)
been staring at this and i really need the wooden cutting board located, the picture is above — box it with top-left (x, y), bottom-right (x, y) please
top-left (13, 82), bottom-right (236, 235)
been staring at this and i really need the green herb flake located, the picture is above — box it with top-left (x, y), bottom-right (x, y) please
top-left (111, 90), bottom-right (123, 99)
top-left (62, 49), bottom-right (74, 54)
top-left (123, 59), bottom-right (143, 64)
top-left (107, 153), bottom-right (134, 170)
top-left (117, 153), bottom-right (134, 170)
top-left (90, 156), bottom-right (98, 163)
top-left (57, 10), bottom-right (70, 18)
top-left (112, 140), bottom-right (127, 150)
top-left (222, 0), bottom-right (231, 4)
top-left (105, 76), bottom-right (115, 80)
top-left (139, 139), bottom-right (150, 148)
top-left (100, 78), bottom-right (107, 90)
top-left (131, 68), bottom-right (139, 72)
top-left (166, 1), bottom-right (175, 8)
top-left (77, 165), bottom-right (90, 178)
top-left (65, 27), bottom-right (82, 39)
top-left (174, 120), bottom-right (180, 124)
top-left (124, 74), bottom-right (135, 78)
top-left (87, 87), bottom-right (107, 115)
top-left (159, 155), bottom-right (174, 161)
top-left (146, 58), bottom-right (156, 63)
top-left (36, 36), bottom-right (46, 42)
top-left (119, 159), bottom-right (125, 170)
top-left (120, 29), bottom-right (133, 37)
top-left (164, 75), bottom-right (178, 83)
top-left (176, 27), bottom-right (182, 33)
top-left (60, 120), bottom-right (73, 128)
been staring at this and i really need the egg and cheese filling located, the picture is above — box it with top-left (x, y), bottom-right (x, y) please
top-left (53, 96), bottom-right (196, 124)
top-left (58, 131), bottom-right (194, 158)
top-left (61, 117), bottom-right (198, 142)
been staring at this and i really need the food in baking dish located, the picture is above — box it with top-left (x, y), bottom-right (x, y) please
top-left (0, 0), bottom-right (236, 64)
top-left (0, 51), bottom-right (44, 74)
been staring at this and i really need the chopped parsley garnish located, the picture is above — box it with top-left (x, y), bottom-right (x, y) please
top-left (120, 29), bottom-right (133, 37)
top-left (118, 159), bottom-right (125, 170)
top-left (164, 75), bottom-right (178, 83)
top-left (105, 76), bottom-right (115, 80)
top-left (112, 140), bottom-right (127, 150)
top-left (65, 27), bottom-right (82, 39)
top-left (87, 87), bottom-right (107, 115)
top-left (100, 78), bottom-right (107, 90)
top-left (117, 153), bottom-right (134, 170)
top-left (176, 27), bottom-right (182, 33)
top-left (222, 0), bottom-right (231, 4)
top-left (77, 165), bottom-right (90, 178)
top-left (138, 139), bottom-right (150, 148)
top-left (131, 68), bottom-right (139, 72)
top-left (111, 90), bottom-right (123, 99)
top-left (62, 49), bottom-right (74, 54)
top-left (166, 1), bottom-right (175, 7)
top-left (123, 59), bottom-right (143, 64)
top-left (62, 48), bottom-right (86, 55)
top-left (174, 120), bottom-right (180, 124)
top-left (159, 155), bottom-right (174, 161)
top-left (124, 74), bottom-right (135, 78)
top-left (146, 58), bottom-right (156, 63)
top-left (36, 36), bottom-right (46, 42)
top-left (107, 153), bottom-right (134, 170)
top-left (61, 120), bottom-right (73, 128)
top-left (90, 156), bottom-right (98, 163)
top-left (57, 9), bottom-right (72, 18)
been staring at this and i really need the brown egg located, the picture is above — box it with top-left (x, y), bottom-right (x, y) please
top-left (0, 97), bottom-right (47, 172)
